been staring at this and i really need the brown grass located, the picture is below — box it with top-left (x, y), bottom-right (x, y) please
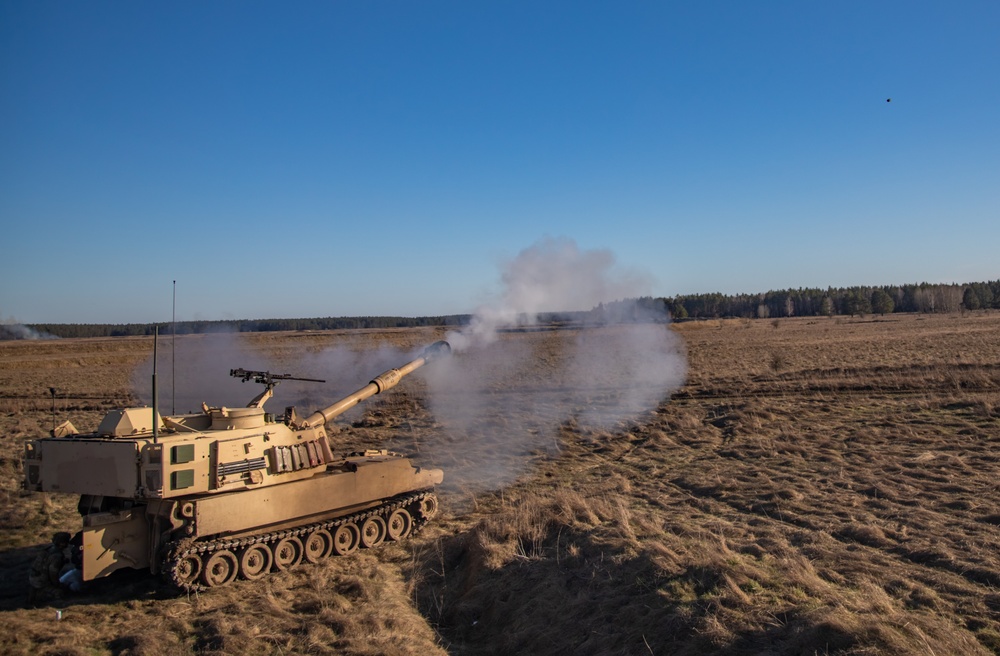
top-left (2, 313), bottom-right (1000, 654)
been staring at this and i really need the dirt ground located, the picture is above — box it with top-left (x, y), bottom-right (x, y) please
top-left (1, 312), bottom-right (999, 655)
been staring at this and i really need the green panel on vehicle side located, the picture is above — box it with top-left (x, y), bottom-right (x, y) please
top-left (171, 469), bottom-right (195, 489)
top-left (171, 444), bottom-right (195, 464)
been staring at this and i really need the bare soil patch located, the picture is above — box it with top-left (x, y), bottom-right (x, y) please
top-left (2, 313), bottom-right (999, 654)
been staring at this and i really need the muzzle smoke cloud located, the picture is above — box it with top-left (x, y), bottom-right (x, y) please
top-left (422, 237), bottom-right (688, 492)
top-left (447, 237), bottom-right (653, 351)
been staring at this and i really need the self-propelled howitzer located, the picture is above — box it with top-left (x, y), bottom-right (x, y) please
top-left (23, 341), bottom-right (450, 590)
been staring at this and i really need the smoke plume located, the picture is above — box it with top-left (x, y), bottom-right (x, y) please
top-left (0, 312), bottom-right (58, 340)
top-left (422, 237), bottom-right (687, 492)
top-left (448, 237), bottom-right (652, 351)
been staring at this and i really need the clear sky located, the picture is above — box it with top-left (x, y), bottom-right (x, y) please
top-left (2, 1), bottom-right (997, 324)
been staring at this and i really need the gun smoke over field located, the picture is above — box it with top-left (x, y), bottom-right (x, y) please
top-left (132, 237), bottom-right (686, 492)
top-left (422, 237), bottom-right (687, 490)
top-left (445, 237), bottom-right (655, 352)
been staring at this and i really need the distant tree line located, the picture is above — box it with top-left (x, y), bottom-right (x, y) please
top-left (12, 281), bottom-right (999, 340)
top-left (664, 281), bottom-right (1000, 320)
top-left (587, 297), bottom-right (671, 323)
top-left (24, 315), bottom-right (471, 339)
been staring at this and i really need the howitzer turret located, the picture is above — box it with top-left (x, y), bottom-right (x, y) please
top-left (22, 341), bottom-right (450, 590)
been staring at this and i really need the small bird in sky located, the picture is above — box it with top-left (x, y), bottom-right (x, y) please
top-left (886, 98), bottom-right (892, 103)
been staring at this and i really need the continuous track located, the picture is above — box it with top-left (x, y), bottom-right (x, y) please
top-left (163, 490), bottom-right (438, 590)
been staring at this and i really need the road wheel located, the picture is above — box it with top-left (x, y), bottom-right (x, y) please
top-left (201, 550), bottom-right (238, 587)
top-left (239, 544), bottom-right (272, 580)
top-left (386, 509), bottom-right (413, 541)
top-left (332, 523), bottom-right (359, 556)
top-left (360, 516), bottom-right (386, 549)
top-left (272, 536), bottom-right (303, 571)
top-left (304, 529), bottom-right (333, 564)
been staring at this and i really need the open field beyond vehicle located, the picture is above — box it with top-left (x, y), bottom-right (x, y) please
top-left (2, 312), bottom-right (1000, 655)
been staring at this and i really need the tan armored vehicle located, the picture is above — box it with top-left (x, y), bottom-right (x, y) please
top-left (23, 340), bottom-right (449, 590)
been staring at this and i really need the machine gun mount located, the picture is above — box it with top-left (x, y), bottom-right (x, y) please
top-left (229, 368), bottom-right (326, 409)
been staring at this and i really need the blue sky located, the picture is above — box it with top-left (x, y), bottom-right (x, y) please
top-left (2, 1), bottom-right (997, 324)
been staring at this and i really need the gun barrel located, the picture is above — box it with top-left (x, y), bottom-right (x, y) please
top-left (300, 340), bottom-right (450, 428)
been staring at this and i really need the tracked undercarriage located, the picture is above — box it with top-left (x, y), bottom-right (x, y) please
top-left (165, 490), bottom-right (439, 590)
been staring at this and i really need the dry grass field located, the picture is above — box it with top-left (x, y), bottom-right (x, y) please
top-left (2, 312), bottom-right (1000, 655)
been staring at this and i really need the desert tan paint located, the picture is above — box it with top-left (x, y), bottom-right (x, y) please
top-left (23, 341), bottom-right (450, 584)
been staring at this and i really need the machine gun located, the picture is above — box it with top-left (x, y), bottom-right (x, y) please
top-left (230, 368), bottom-right (326, 409)
top-left (230, 368), bottom-right (326, 386)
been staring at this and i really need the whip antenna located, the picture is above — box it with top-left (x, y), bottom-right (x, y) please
top-left (49, 387), bottom-right (56, 433)
top-left (153, 325), bottom-right (158, 444)
top-left (172, 280), bottom-right (176, 415)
